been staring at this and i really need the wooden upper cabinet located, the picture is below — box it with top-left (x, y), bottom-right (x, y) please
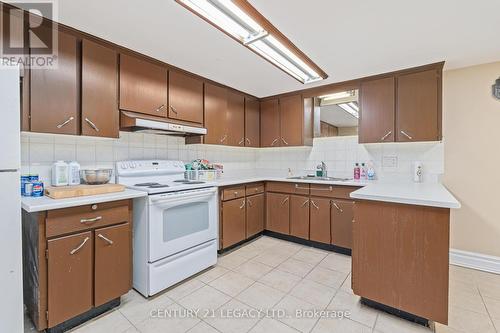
top-left (266, 192), bottom-right (290, 234)
top-left (119, 54), bottom-right (167, 117)
top-left (81, 40), bottom-right (119, 138)
top-left (47, 231), bottom-right (93, 327)
top-left (245, 98), bottom-right (260, 147)
top-left (290, 195), bottom-right (310, 239)
top-left (280, 94), bottom-right (304, 146)
top-left (30, 27), bottom-right (79, 135)
top-left (168, 70), bottom-right (203, 124)
top-left (226, 90), bottom-right (245, 146)
top-left (204, 83), bottom-right (227, 145)
top-left (397, 69), bottom-right (440, 142)
top-left (94, 223), bottom-right (131, 306)
top-left (359, 76), bottom-right (395, 143)
top-left (260, 98), bottom-right (280, 147)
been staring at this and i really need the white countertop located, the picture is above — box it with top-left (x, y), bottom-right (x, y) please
top-left (21, 189), bottom-right (147, 213)
top-left (215, 176), bottom-right (370, 187)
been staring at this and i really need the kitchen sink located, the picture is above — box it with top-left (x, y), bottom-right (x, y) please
top-left (287, 175), bottom-right (352, 182)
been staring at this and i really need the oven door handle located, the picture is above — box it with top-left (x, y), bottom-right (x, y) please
top-left (149, 189), bottom-right (216, 204)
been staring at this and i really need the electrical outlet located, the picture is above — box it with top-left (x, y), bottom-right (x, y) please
top-left (382, 155), bottom-right (398, 168)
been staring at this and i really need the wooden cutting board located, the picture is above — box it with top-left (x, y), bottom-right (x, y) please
top-left (45, 184), bottom-right (126, 199)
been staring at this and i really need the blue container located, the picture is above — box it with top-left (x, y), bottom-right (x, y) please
top-left (31, 181), bottom-right (44, 197)
top-left (28, 174), bottom-right (39, 182)
top-left (21, 174), bottom-right (30, 196)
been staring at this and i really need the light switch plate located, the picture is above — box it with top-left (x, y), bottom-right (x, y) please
top-left (382, 155), bottom-right (398, 168)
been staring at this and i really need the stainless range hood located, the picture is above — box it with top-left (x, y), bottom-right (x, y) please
top-left (120, 111), bottom-right (207, 136)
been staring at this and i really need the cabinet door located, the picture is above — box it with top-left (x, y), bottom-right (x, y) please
top-left (331, 199), bottom-right (354, 249)
top-left (359, 77), bottom-right (395, 143)
top-left (226, 90), bottom-right (245, 146)
top-left (266, 192), bottom-right (290, 234)
top-left (94, 223), bottom-right (131, 306)
top-left (290, 195), bottom-right (310, 239)
top-left (82, 40), bottom-right (119, 138)
top-left (47, 231), bottom-right (93, 327)
top-left (119, 54), bottom-right (167, 116)
top-left (309, 197), bottom-right (331, 244)
top-left (222, 198), bottom-right (246, 248)
top-left (168, 70), bottom-right (203, 124)
top-left (30, 28), bottom-right (78, 135)
top-left (397, 69), bottom-right (440, 142)
top-left (280, 94), bottom-right (303, 146)
top-left (260, 99), bottom-right (280, 147)
top-left (245, 98), bottom-right (260, 147)
top-left (246, 193), bottom-right (264, 237)
top-left (204, 83), bottom-right (227, 145)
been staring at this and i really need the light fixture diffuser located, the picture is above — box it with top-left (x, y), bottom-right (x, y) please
top-left (176, 0), bottom-right (328, 84)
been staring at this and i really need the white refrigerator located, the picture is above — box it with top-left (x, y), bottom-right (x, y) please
top-left (0, 64), bottom-right (24, 332)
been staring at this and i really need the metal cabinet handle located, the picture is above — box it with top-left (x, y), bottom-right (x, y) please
top-left (169, 105), bottom-right (177, 114)
top-left (245, 138), bottom-right (251, 145)
top-left (380, 130), bottom-right (392, 141)
top-left (280, 196), bottom-right (289, 206)
top-left (98, 234), bottom-right (114, 245)
top-left (301, 199), bottom-right (309, 207)
top-left (239, 199), bottom-right (246, 209)
top-left (295, 184), bottom-right (310, 190)
top-left (70, 237), bottom-right (90, 255)
top-left (247, 198), bottom-right (253, 207)
top-left (332, 201), bottom-right (343, 213)
top-left (312, 186), bottom-right (333, 191)
top-left (271, 138), bottom-right (278, 146)
top-left (311, 200), bottom-right (319, 210)
top-left (400, 130), bottom-right (413, 140)
top-left (281, 137), bottom-right (289, 145)
top-left (220, 134), bottom-right (227, 143)
top-left (80, 216), bottom-right (102, 224)
top-left (56, 116), bottom-right (74, 129)
top-left (239, 138), bottom-right (245, 145)
top-left (84, 118), bottom-right (100, 132)
top-left (155, 104), bottom-right (166, 113)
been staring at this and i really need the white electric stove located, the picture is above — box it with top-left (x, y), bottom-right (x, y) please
top-left (116, 160), bottom-right (218, 297)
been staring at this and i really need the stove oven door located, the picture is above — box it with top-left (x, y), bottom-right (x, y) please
top-left (148, 187), bottom-right (217, 262)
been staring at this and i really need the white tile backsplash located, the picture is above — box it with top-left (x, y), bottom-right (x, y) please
top-left (21, 132), bottom-right (443, 184)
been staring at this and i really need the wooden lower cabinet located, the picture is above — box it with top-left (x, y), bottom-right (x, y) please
top-left (309, 197), bottom-right (331, 244)
top-left (221, 198), bottom-right (246, 248)
top-left (266, 192), bottom-right (290, 234)
top-left (246, 194), bottom-right (264, 238)
top-left (94, 223), bottom-right (131, 306)
top-left (331, 199), bottom-right (354, 249)
top-left (352, 200), bottom-right (450, 324)
top-left (47, 231), bottom-right (93, 327)
top-left (290, 195), bottom-right (310, 239)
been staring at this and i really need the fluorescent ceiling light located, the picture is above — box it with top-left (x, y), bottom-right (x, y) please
top-left (176, 0), bottom-right (327, 84)
top-left (338, 103), bottom-right (359, 119)
top-left (319, 90), bottom-right (356, 101)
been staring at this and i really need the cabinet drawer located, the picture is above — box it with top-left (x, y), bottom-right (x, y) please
top-left (222, 186), bottom-right (246, 201)
top-left (309, 185), bottom-right (361, 199)
top-left (246, 183), bottom-right (264, 196)
top-left (46, 200), bottom-right (130, 238)
top-left (266, 182), bottom-right (310, 195)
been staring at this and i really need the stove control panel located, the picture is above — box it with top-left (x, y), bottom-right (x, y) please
top-left (116, 160), bottom-right (185, 175)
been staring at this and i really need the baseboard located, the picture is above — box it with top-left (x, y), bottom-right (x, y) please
top-left (450, 249), bottom-right (500, 275)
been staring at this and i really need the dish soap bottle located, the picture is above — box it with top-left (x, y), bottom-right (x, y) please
top-left (354, 163), bottom-right (360, 180)
top-left (367, 161), bottom-right (376, 180)
top-left (360, 163), bottom-right (367, 180)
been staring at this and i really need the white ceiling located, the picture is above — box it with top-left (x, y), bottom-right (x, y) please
top-left (320, 104), bottom-right (358, 128)
top-left (55, 0), bottom-right (500, 97)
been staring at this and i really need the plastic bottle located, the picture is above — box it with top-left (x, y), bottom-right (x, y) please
top-left (51, 161), bottom-right (69, 187)
top-left (354, 163), bottom-right (360, 180)
top-left (360, 163), bottom-right (367, 180)
top-left (68, 161), bottom-right (81, 186)
top-left (367, 161), bottom-right (376, 180)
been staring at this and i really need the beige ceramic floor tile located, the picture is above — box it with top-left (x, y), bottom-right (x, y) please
top-left (178, 285), bottom-right (232, 312)
top-left (135, 303), bottom-right (200, 333)
top-left (319, 253), bottom-right (352, 273)
top-left (492, 318), bottom-right (500, 332)
top-left (449, 265), bottom-right (477, 284)
top-left (327, 291), bottom-right (378, 328)
top-left (259, 268), bottom-right (302, 293)
top-left (447, 306), bottom-right (496, 333)
top-left (165, 278), bottom-right (206, 301)
top-left (196, 266), bottom-right (230, 284)
top-left (449, 277), bottom-right (478, 295)
top-left (237, 282), bottom-right (286, 310)
top-left (119, 290), bottom-right (174, 325)
top-left (72, 310), bottom-right (132, 333)
top-left (434, 323), bottom-right (465, 333)
top-left (289, 279), bottom-right (336, 309)
top-left (187, 320), bottom-right (220, 333)
top-left (209, 271), bottom-right (255, 297)
top-left (375, 313), bottom-right (432, 333)
top-left (292, 248), bottom-right (328, 265)
top-left (249, 318), bottom-right (299, 333)
top-left (312, 317), bottom-right (372, 333)
top-left (484, 296), bottom-right (500, 320)
top-left (234, 260), bottom-right (274, 280)
top-left (305, 266), bottom-right (348, 289)
top-left (277, 258), bottom-right (316, 278)
top-left (252, 252), bottom-right (291, 267)
top-left (204, 299), bottom-right (260, 333)
top-left (274, 295), bottom-right (319, 333)
top-left (218, 252), bottom-right (249, 270)
top-left (340, 273), bottom-right (354, 295)
top-left (231, 243), bottom-right (263, 259)
top-left (477, 277), bottom-right (500, 301)
top-left (449, 288), bottom-right (488, 314)
top-left (251, 236), bottom-right (284, 250)
top-left (273, 242), bottom-right (304, 257)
